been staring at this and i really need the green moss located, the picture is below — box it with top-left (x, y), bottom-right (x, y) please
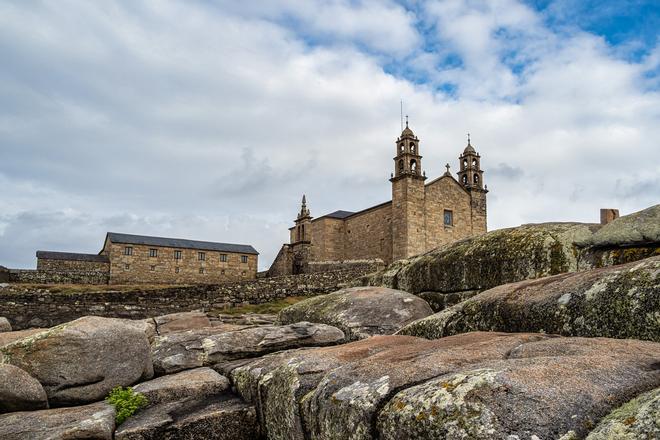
top-left (105, 386), bottom-right (149, 426)
top-left (209, 296), bottom-right (307, 315)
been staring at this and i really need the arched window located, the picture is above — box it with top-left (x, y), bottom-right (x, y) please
top-left (398, 159), bottom-right (404, 174)
top-left (410, 143), bottom-right (416, 155)
top-left (301, 224), bottom-right (305, 240)
top-left (399, 143), bottom-right (404, 153)
top-left (462, 175), bottom-right (467, 184)
top-left (463, 159), bottom-right (468, 168)
top-left (472, 159), bottom-right (477, 167)
top-left (410, 159), bottom-right (417, 174)
top-left (474, 174), bottom-right (479, 183)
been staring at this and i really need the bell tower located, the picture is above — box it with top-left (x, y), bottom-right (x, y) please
top-left (293, 194), bottom-right (312, 243)
top-left (457, 134), bottom-right (484, 189)
top-left (390, 119), bottom-right (427, 261)
top-left (457, 134), bottom-right (488, 234)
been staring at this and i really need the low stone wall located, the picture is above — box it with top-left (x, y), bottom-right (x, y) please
top-left (306, 259), bottom-right (385, 274)
top-left (0, 266), bottom-right (9, 283)
top-left (0, 268), bottom-right (367, 330)
top-left (9, 269), bottom-right (110, 285)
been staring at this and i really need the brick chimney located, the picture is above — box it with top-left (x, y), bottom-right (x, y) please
top-left (600, 208), bottom-right (619, 225)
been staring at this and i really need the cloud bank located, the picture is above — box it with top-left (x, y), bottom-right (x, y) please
top-left (1, 0), bottom-right (658, 269)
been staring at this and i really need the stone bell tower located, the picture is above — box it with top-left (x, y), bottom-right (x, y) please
top-left (390, 119), bottom-right (427, 261)
top-left (457, 135), bottom-right (488, 234)
top-left (293, 194), bottom-right (311, 243)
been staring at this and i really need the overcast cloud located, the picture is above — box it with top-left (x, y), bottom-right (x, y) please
top-left (1, 0), bottom-right (659, 270)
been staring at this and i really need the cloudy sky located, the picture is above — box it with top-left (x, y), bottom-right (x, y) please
top-left (1, 0), bottom-right (659, 270)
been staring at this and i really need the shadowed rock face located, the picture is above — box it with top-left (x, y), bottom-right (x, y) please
top-left (362, 222), bottom-right (599, 297)
top-left (232, 332), bottom-right (660, 440)
top-left (398, 256), bottom-right (660, 342)
top-left (585, 387), bottom-right (660, 440)
top-left (0, 401), bottom-right (116, 440)
top-left (151, 321), bottom-right (345, 375)
top-left (278, 286), bottom-right (433, 341)
top-left (115, 367), bottom-right (257, 440)
top-left (0, 316), bottom-right (154, 406)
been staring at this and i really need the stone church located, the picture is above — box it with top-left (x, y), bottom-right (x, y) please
top-left (268, 123), bottom-right (488, 275)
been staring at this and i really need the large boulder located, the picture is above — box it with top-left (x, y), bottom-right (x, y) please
top-left (0, 364), bottom-right (48, 413)
top-left (233, 332), bottom-right (660, 440)
top-left (152, 321), bottom-right (344, 375)
top-left (398, 256), bottom-right (660, 342)
top-left (278, 287), bottom-right (433, 341)
top-left (0, 401), bottom-right (115, 439)
top-left (586, 387), bottom-right (660, 440)
top-left (576, 204), bottom-right (660, 270)
top-left (362, 222), bottom-right (598, 300)
top-left (0, 318), bottom-right (11, 333)
top-left (0, 316), bottom-right (154, 405)
top-left (579, 204), bottom-right (660, 248)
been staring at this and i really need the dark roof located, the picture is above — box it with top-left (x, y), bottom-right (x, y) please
top-left (36, 251), bottom-right (110, 263)
top-left (323, 210), bottom-right (355, 219)
top-left (105, 232), bottom-right (259, 255)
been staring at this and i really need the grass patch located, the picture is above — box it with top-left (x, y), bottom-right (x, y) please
top-left (210, 296), bottom-right (308, 316)
top-left (106, 386), bottom-right (149, 426)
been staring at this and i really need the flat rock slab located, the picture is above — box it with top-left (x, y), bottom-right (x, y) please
top-left (0, 316), bottom-right (154, 405)
top-left (278, 286), bottom-right (433, 341)
top-left (0, 328), bottom-right (44, 348)
top-left (153, 311), bottom-right (212, 335)
top-left (152, 321), bottom-right (344, 375)
top-left (133, 368), bottom-right (230, 406)
top-left (233, 332), bottom-right (660, 440)
top-left (399, 256), bottom-right (660, 342)
top-left (0, 401), bottom-right (115, 440)
top-left (115, 396), bottom-right (258, 440)
top-left (0, 364), bottom-right (48, 413)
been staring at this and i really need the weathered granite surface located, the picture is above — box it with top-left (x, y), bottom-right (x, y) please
top-left (152, 321), bottom-right (345, 374)
top-left (0, 316), bottom-right (153, 405)
top-left (278, 286), bottom-right (433, 341)
top-left (398, 256), bottom-right (660, 342)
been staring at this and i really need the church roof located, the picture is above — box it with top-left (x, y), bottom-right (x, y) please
top-left (36, 251), bottom-right (110, 263)
top-left (323, 210), bottom-right (355, 219)
top-left (105, 232), bottom-right (259, 255)
top-left (464, 142), bottom-right (476, 153)
top-left (401, 125), bottom-right (414, 137)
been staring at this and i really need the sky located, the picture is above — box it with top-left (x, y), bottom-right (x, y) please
top-left (1, 0), bottom-right (659, 271)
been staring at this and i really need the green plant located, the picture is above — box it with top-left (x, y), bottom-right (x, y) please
top-left (105, 386), bottom-right (149, 426)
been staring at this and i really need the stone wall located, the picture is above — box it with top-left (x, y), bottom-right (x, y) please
top-left (9, 269), bottom-right (110, 285)
top-left (106, 242), bottom-right (258, 284)
top-left (0, 268), bottom-right (367, 330)
top-left (37, 258), bottom-right (110, 273)
top-left (306, 259), bottom-right (385, 274)
top-left (423, 176), bottom-right (477, 251)
top-left (343, 203), bottom-right (393, 263)
top-left (0, 266), bottom-right (9, 283)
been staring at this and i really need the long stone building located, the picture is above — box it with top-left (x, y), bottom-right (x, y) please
top-left (269, 123), bottom-right (488, 275)
top-left (36, 232), bottom-right (258, 284)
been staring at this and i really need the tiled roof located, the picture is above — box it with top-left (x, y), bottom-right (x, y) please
top-left (36, 251), bottom-right (110, 263)
top-left (105, 232), bottom-right (259, 255)
top-left (322, 210), bottom-right (355, 219)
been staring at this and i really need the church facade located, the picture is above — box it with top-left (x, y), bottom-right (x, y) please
top-left (268, 123), bottom-right (488, 275)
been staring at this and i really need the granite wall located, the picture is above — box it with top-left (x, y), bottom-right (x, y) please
top-left (0, 268), bottom-right (366, 330)
top-left (9, 269), bottom-right (110, 285)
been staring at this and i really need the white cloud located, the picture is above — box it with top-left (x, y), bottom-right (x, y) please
top-left (0, 0), bottom-right (658, 270)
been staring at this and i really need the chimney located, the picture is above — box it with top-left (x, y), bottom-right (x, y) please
top-left (600, 208), bottom-right (619, 225)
